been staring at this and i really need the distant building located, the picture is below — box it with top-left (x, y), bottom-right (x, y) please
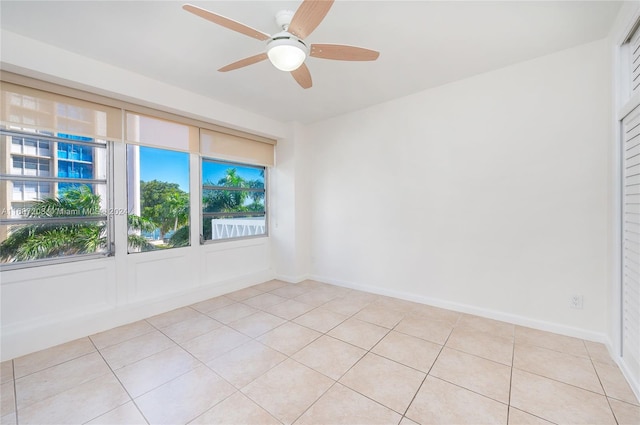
top-left (5, 132), bottom-right (98, 217)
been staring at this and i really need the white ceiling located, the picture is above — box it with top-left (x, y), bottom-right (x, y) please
top-left (0, 1), bottom-right (622, 124)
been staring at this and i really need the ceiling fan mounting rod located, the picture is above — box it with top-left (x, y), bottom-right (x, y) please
top-left (275, 10), bottom-right (295, 32)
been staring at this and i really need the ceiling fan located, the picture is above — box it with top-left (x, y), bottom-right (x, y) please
top-left (182, 0), bottom-right (380, 89)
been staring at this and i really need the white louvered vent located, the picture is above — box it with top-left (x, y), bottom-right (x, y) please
top-left (632, 26), bottom-right (640, 95)
top-left (622, 103), bottom-right (640, 382)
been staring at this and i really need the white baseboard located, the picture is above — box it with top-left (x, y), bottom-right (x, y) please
top-left (310, 274), bottom-right (608, 343)
top-left (274, 273), bottom-right (309, 284)
top-left (612, 344), bottom-right (640, 403)
top-left (1, 269), bottom-right (274, 361)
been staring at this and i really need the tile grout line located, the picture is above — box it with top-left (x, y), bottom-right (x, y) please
top-left (175, 321), bottom-right (269, 425)
top-left (334, 308), bottom-right (419, 418)
top-left (511, 364), bottom-right (618, 399)
top-left (399, 320), bottom-right (453, 423)
top-left (10, 350), bottom-right (112, 414)
top-left (10, 286), bottom-right (364, 423)
top-left (86, 336), bottom-right (150, 425)
top-left (509, 336), bottom-right (616, 425)
top-left (11, 360), bottom-right (18, 425)
top-left (274, 291), bottom-right (376, 423)
top-left (514, 330), bottom-right (593, 360)
top-left (153, 317), bottom-right (226, 347)
top-left (287, 300), bottom-right (394, 424)
top-left (312, 303), bottom-right (478, 422)
top-left (287, 370), bottom-right (339, 424)
top-left (426, 375), bottom-right (513, 410)
top-left (98, 321), bottom-right (180, 370)
top-left (198, 286), bottom-right (356, 424)
top-left (586, 341), bottom-right (621, 425)
top-left (15, 281), bottom-right (636, 425)
top-left (441, 344), bottom-right (512, 368)
top-left (206, 341), bottom-right (289, 396)
top-left (11, 343), bottom-right (97, 381)
top-left (514, 327), bottom-right (632, 401)
top-left (146, 307), bottom-right (255, 375)
top-left (157, 284), bottom-right (327, 409)
top-left (506, 327), bottom-right (516, 425)
top-left (235, 319), bottom-right (326, 423)
top-left (90, 320), bottom-right (158, 352)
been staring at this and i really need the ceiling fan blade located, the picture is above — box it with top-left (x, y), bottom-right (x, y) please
top-left (291, 63), bottom-right (312, 89)
top-left (183, 4), bottom-right (270, 41)
top-left (310, 44), bottom-right (380, 61)
top-left (218, 53), bottom-right (268, 72)
top-left (288, 0), bottom-right (335, 39)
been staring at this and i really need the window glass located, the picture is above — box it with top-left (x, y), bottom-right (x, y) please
top-left (0, 129), bottom-right (110, 266)
top-left (126, 145), bottom-right (190, 252)
top-left (201, 159), bottom-right (266, 241)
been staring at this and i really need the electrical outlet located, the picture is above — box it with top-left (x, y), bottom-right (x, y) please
top-left (570, 295), bottom-right (583, 309)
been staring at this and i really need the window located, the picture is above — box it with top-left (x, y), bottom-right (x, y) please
top-left (201, 159), bottom-right (266, 241)
top-left (126, 145), bottom-right (190, 252)
top-left (0, 129), bottom-right (111, 266)
top-left (0, 78), bottom-right (275, 265)
top-left (0, 80), bottom-right (121, 268)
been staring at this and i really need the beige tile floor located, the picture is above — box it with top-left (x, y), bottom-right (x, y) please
top-left (1, 280), bottom-right (639, 425)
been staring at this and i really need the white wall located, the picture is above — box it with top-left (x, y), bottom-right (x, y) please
top-left (307, 39), bottom-right (612, 340)
top-left (0, 31), bottom-right (294, 360)
top-left (271, 122), bottom-right (312, 282)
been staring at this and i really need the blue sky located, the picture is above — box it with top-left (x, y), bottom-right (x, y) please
top-left (202, 161), bottom-right (263, 185)
top-left (139, 147), bottom-right (189, 192)
top-left (138, 147), bottom-right (264, 192)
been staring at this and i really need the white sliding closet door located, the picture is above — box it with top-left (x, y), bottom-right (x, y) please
top-left (622, 103), bottom-right (640, 382)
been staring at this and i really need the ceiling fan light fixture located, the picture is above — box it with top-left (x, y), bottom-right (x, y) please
top-left (182, 1), bottom-right (380, 89)
top-left (267, 34), bottom-right (308, 72)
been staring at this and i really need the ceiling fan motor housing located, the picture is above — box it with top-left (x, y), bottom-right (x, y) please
top-left (268, 32), bottom-right (309, 54)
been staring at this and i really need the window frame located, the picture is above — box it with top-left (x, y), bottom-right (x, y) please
top-left (0, 128), bottom-right (114, 270)
top-left (125, 144), bottom-right (192, 254)
top-left (200, 157), bottom-right (268, 244)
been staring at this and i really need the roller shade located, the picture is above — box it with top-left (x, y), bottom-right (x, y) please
top-left (1, 82), bottom-right (122, 140)
top-left (125, 112), bottom-right (199, 153)
top-left (200, 128), bottom-right (274, 166)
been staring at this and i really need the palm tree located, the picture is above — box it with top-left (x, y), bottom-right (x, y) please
top-left (127, 214), bottom-right (157, 252)
top-left (217, 168), bottom-right (248, 210)
top-left (246, 178), bottom-right (264, 211)
top-left (202, 168), bottom-right (266, 214)
top-left (164, 191), bottom-right (189, 234)
top-left (1, 186), bottom-right (154, 262)
top-left (0, 186), bottom-right (104, 261)
top-left (168, 225), bottom-right (190, 247)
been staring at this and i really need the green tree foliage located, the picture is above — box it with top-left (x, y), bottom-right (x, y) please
top-left (202, 168), bottom-right (264, 215)
top-left (168, 225), bottom-right (190, 247)
top-left (0, 186), bottom-right (105, 262)
top-left (139, 180), bottom-right (189, 238)
top-left (0, 186), bottom-right (156, 262)
top-left (127, 214), bottom-right (156, 252)
top-left (246, 178), bottom-right (265, 212)
top-left (201, 168), bottom-right (264, 240)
